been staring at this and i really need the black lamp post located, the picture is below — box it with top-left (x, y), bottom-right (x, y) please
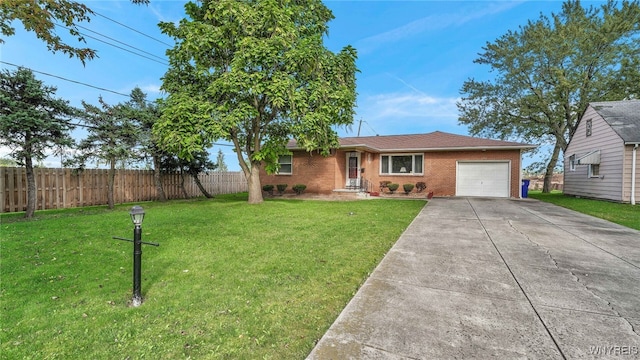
top-left (129, 205), bottom-right (145, 307)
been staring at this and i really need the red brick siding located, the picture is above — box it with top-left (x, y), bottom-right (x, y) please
top-left (260, 152), bottom-right (338, 194)
top-left (260, 149), bottom-right (523, 197)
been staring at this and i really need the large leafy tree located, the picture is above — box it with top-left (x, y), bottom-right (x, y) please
top-left (66, 96), bottom-right (138, 209)
top-left (0, 0), bottom-right (149, 64)
top-left (154, 0), bottom-right (358, 204)
top-left (0, 68), bottom-right (76, 218)
top-left (457, 0), bottom-right (640, 192)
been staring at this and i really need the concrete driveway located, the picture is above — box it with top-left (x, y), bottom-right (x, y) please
top-left (307, 198), bottom-right (640, 359)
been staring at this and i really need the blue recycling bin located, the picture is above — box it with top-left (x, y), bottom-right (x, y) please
top-left (521, 179), bottom-right (530, 198)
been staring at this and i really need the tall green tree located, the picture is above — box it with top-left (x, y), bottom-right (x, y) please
top-left (0, 68), bottom-right (76, 218)
top-left (1, 0), bottom-right (149, 64)
top-left (154, 0), bottom-right (358, 204)
top-left (457, 0), bottom-right (640, 192)
top-left (66, 96), bottom-right (138, 209)
top-left (121, 87), bottom-right (168, 202)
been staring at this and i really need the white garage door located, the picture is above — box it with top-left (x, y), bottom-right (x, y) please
top-left (456, 162), bottom-right (510, 197)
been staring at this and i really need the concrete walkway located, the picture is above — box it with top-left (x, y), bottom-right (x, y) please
top-left (307, 198), bottom-right (640, 359)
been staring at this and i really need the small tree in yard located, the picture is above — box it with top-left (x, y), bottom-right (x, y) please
top-left (66, 96), bottom-right (138, 209)
top-left (162, 150), bottom-right (217, 198)
top-left (122, 87), bottom-right (168, 202)
top-left (154, 0), bottom-right (358, 204)
top-left (215, 149), bottom-right (228, 173)
top-left (0, 68), bottom-right (76, 218)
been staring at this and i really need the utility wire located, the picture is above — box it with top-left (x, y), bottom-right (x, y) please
top-left (362, 120), bottom-right (379, 136)
top-left (93, 11), bottom-right (173, 47)
top-left (75, 23), bottom-right (168, 63)
top-left (55, 23), bottom-right (169, 66)
top-left (1, 60), bottom-right (133, 98)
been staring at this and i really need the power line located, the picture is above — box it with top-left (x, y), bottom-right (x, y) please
top-left (55, 23), bottom-right (169, 66)
top-left (93, 11), bottom-right (173, 47)
top-left (0, 60), bottom-right (132, 98)
top-left (75, 23), bottom-right (168, 63)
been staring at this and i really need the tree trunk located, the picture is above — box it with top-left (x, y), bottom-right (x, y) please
top-left (179, 168), bottom-right (189, 198)
top-left (107, 159), bottom-right (116, 209)
top-left (24, 155), bottom-right (36, 219)
top-left (191, 173), bottom-right (213, 198)
top-left (247, 163), bottom-right (263, 204)
top-left (153, 155), bottom-right (167, 202)
top-left (543, 141), bottom-right (563, 193)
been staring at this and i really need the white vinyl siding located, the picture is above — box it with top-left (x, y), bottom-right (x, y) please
top-left (564, 106), bottom-right (625, 201)
top-left (622, 145), bottom-right (640, 202)
top-left (456, 162), bottom-right (510, 198)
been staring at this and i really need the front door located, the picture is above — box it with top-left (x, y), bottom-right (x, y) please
top-left (346, 152), bottom-right (360, 189)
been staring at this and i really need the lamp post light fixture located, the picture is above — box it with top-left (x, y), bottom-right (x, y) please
top-left (130, 205), bottom-right (145, 226)
top-left (130, 205), bottom-right (145, 307)
top-left (111, 206), bottom-right (158, 307)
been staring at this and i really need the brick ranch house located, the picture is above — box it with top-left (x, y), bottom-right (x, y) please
top-left (260, 131), bottom-right (536, 198)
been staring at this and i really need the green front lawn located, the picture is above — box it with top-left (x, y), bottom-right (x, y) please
top-left (528, 191), bottom-right (640, 231)
top-left (0, 194), bottom-right (425, 359)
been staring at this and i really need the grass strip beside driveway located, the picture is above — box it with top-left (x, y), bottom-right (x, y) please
top-left (1, 194), bottom-right (425, 359)
top-left (528, 191), bottom-right (639, 231)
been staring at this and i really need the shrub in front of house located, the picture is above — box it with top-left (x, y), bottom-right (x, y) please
top-left (416, 182), bottom-right (426, 192)
top-left (292, 184), bottom-right (307, 195)
top-left (387, 183), bottom-right (399, 193)
top-left (262, 184), bottom-right (274, 196)
top-left (403, 183), bottom-right (414, 194)
top-left (276, 184), bottom-right (288, 194)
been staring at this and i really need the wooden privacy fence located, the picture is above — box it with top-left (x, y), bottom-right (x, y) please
top-left (1, 167), bottom-right (248, 213)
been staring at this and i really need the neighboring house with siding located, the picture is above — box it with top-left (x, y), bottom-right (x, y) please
top-left (564, 100), bottom-right (640, 204)
top-left (260, 131), bottom-right (535, 198)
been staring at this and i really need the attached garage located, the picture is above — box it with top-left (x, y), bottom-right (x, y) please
top-left (261, 132), bottom-right (536, 198)
top-left (456, 161), bottom-right (510, 197)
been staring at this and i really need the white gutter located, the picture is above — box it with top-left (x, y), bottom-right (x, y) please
top-left (290, 144), bottom-right (537, 152)
top-left (632, 144), bottom-right (638, 205)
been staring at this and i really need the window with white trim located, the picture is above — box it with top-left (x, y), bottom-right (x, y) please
top-left (380, 154), bottom-right (423, 175)
top-left (586, 119), bottom-right (592, 137)
top-left (589, 164), bottom-right (600, 178)
top-left (569, 154), bottom-right (576, 171)
top-left (277, 155), bottom-right (292, 175)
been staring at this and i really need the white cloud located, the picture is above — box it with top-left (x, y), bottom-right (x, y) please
top-left (140, 83), bottom-right (163, 94)
top-left (356, 1), bottom-right (522, 54)
top-left (363, 92), bottom-right (458, 119)
top-left (351, 92), bottom-right (463, 136)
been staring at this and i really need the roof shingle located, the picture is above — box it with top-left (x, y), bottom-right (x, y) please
top-left (288, 131), bottom-right (535, 152)
top-left (590, 100), bottom-right (640, 143)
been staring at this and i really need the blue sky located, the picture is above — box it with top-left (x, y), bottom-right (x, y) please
top-left (1, 0), bottom-right (595, 170)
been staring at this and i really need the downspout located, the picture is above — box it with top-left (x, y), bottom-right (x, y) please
top-left (632, 144), bottom-right (638, 205)
top-left (519, 149), bottom-right (523, 199)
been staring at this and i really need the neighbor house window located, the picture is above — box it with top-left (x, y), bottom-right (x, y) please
top-left (277, 155), bottom-right (292, 175)
top-left (586, 119), bottom-right (592, 137)
top-left (589, 164), bottom-right (600, 178)
top-left (380, 154), bottom-right (423, 175)
top-left (569, 154), bottom-right (576, 171)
